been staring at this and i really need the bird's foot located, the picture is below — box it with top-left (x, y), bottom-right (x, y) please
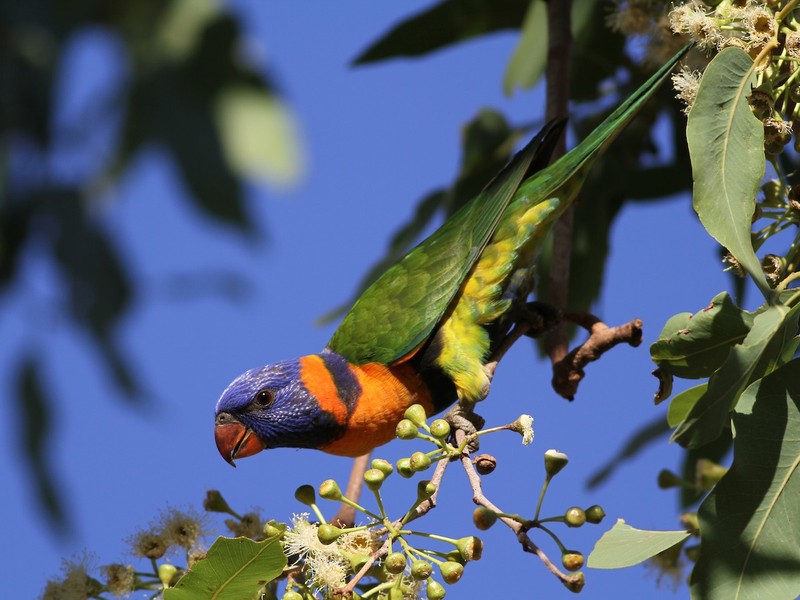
top-left (444, 402), bottom-right (485, 453)
top-left (520, 301), bottom-right (562, 338)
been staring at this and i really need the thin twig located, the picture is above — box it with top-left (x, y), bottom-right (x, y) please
top-left (552, 313), bottom-right (643, 399)
top-left (455, 430), bottom-right (580, 588)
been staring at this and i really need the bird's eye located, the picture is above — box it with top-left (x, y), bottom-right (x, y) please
top-left (253, 389), bottom-right (273, 407)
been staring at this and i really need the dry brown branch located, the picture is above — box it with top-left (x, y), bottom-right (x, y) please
top-left (552, 314), bottom-right (644, 399)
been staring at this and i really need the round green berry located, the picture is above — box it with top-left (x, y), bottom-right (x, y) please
top-left (439, 561), bottom-right (464, 584)
top-left (472, 506), bottom-right (497, 530)
top-left (585, 504), bottom-right (606, 524)
top-left (562, 551), bottom-right (584, 572)
top-left (364, 468), bottom-right (386, 491)
top-left (404, 404), bottom-right (428, 427)
top-left (294, 485), bottom-right (315, 506)
top-left (317, 523), bottom-right (342, 545)
top-left (318, 479), bottom-right (343, 501)
top-left (411, 559), bottom-right (433, 580)
top-left (430, 419), bottom-right (451, 439)
top-left (426, 579), bottom-right (447, 599)
top-left (396, 457), bottom-right (414, 478)
top-left (371, 458), bottom-right (394, 476)
top-left (410, 451), bottom-right (432, 472)
top-left (396, 419), bottom-right (419, 440)
top-left (564, 506), bottom-right (586, 528)
top-left (384, 552), bottom-right (407, 575)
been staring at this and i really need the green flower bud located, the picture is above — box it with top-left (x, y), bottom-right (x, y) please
top-left (294, 484), bottom-right (316, 506)
top-left (565, 507), bottom-right (586, 528)
top-left (410, 559), bottom-right (433, 580)
top-left (203, 490), bottom-right (234, 514)
top-left (396, 457), bottom-right (414, 478)
top-left (417, 479), bottom-right (436, 500)
top-left (157, 564), bottom-right (179, 588)
top-left (684, 544), bottom-right (700, 562)
top-left (472, 506), bottom-right (497, 530)
top-left (439, 561), bottom-right (464, 584)
top-left (347, 553), bottom-right (370, 572)
top-left (657, 469), bottom-right (684, 489)
top-left (585, 505), bottom-right (606, 524)
top-left (318, 523), bottom-right (343, 545)
top-left (282, 591), bottom-right (303, 600)
top-left (364, 468), bottom-right (386, 491)
top-left (404, 404), bottom-right (428, 427)
top-left (455, 536), bottom-right (483, 562)
top-left (318, 479), bottom-right (343, 500)
top-left (563, 571), bottom-right (585, 593)
top-left (384, 552), bottom-right (407, 574)
top-left (562, 551), bottom-right (584, 572)
top-left (371, 458), bottom-right (394, 476)
top-left (430, 419), bottom-right (451, 438)
top-left (410, 451), bottom-right (432, 472)
top-left (679, 512), bottom-right (699, 532)
top-left (444, 550), bottom-right (466, 565)
top-left (388, 587), bottom-right (404, 600)
top-left (426, 579), bottom-right (447, 599)
top-left (263, 520), bottom-right (286, 539)
top-left (544, 449), bottom-right (569, 479)
top-left (396, 419), bottom-right (419, 440)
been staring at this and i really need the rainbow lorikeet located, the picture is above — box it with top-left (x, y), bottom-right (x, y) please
top-left (215, 47), bottom-right (688, 465)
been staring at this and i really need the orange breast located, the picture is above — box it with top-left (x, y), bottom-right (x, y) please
top-left (320, 362), bottom-right (434, 457)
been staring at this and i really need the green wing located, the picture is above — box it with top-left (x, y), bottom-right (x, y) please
top-left (328, 44), bottom-right (691, 366)
top-left (327, 122), bottom-right (565, 365)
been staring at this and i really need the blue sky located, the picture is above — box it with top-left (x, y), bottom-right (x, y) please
top-left (4, 2), bottom-right (733, 598)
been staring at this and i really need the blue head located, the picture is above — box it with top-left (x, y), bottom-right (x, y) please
top-left (214, 357), bottom-right (343, 465)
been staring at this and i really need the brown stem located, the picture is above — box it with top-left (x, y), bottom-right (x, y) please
top-left (455, 430), bottom-right (581, 588)
top-left (542, 0), bottom-right (573, 366)
top-left (552, 313), bottom-right (643, 399)
top-left (332, 453), bottom-right (371, 527)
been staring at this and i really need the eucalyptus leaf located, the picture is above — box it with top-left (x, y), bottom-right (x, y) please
top-left (588, 519), bottom-right (690, 569)
top-left (651, 292), bottom-right (753, 379)
top-left (686, 48), bottom-right (770, 298)
top-left (165, 536), bottom-right (286, 600)
top-left (503, 0), bottom-right (547, 95)
top-left (690, 359), bottom-right (800, 600)
top-left (672, 302), bottom-right (800, 448)
top-left (668, 383), bottom-right (709, 428)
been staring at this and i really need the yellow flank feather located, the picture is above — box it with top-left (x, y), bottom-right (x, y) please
top-left (434, 195), bottom-right (562, 402)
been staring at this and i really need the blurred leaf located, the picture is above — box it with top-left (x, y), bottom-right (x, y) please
top-left (14, 354), bottom-right (67, 533)
top-left (667, 383), bottom-right (708, 427)
top-left (215, 87), bottom-right (304, 187)
top-left (569, 0), bottom-right (625, 102)
top-left (691, 359), bottom-right (800, 599)
top-left (353, 0), bottom-right (530, 65)
top-left (672, 302), bottom-right (800, 448)
top-left (503, 0), bottom-right (546, 95)
top-left (165, 536), bottom-right (286, 600)
top-left (586, 416), bottom-right (670, 489)
top-left (687, 48), bottom-right (770, 299)
top-left (155, 0), bottom-right (222, 61)
top-left (651, 292), bottom-right (753, 379)
top-left (588, 519), bottom-right (690, 569)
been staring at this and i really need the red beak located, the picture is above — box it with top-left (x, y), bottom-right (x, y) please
top-left (215, 413), bottom-right (267, 466)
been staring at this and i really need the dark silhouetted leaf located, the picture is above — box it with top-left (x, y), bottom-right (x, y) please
top-left (587, 416), bottom-right (670, 489)
top-left (15, 354), bottom-right (67, 533)
top-left (353, 0), bottom-right (530, 64)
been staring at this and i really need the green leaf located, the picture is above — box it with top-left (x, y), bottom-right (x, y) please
top-left (502, 0), bottom-right (547, 95)
top-left (686, 48), bottom-right (770, 299)
top-left (690, 359), bottom-right (800, 600)
top-left (651, 292), bottom-right (754, 379)
top-left (668, 383), bottom-right (709, 427)
top-left (672, 302), bottom-right (800, 448)
top-left (165, 536), bottom-right (286, 600)
top-left (215, 87), bottom-right (304, 187)
top-left (588, 519), bottom-right (690, 569)
top-left (352, 0), bottom-right (530, 64)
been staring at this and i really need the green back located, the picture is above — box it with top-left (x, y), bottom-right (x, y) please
top-left (327, 45), bottom-right (691, 365)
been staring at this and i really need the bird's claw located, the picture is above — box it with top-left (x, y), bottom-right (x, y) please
top-left (444, 403), bottom-right (485, 453)
top-left (520, 301), bottom-right (562, 338)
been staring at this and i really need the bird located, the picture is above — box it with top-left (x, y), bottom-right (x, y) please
top-left (214, 46), bottom-right (689, 465)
